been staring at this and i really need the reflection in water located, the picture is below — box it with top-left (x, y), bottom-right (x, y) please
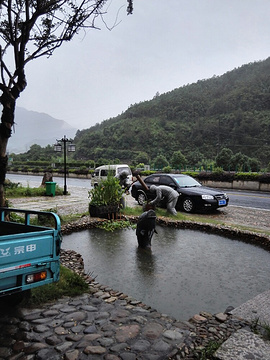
top-left (136, 247), bottom-right (156, 278)
top-left (63, 226), bottom-right (270, 320)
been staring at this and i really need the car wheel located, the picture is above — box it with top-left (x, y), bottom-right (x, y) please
top-left (182, 197), bottom-right (195, 213)
top-left (137, 190), bottom-right (147, 205)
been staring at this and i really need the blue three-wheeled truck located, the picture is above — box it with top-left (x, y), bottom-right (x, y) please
top-left (0, 207), bottom-right (62, 304)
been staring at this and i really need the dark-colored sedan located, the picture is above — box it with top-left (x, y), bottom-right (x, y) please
top-left (131, 173), bottom-right (229, 213)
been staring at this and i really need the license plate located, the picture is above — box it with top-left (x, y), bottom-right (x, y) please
top-left (218, 199), bottom-right (226, 206)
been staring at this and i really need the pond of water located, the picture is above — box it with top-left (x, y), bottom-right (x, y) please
top-left (62, 227), bottom-right (270, 320)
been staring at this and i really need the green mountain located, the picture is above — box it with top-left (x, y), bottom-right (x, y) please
top-left (74, 58), bottom-right (270, 167)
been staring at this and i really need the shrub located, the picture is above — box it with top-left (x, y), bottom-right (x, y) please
top-left (234, 172), bottom-right (261, 181)
top-left (32, 167), bottom-right (41, 173)
top-left (258, 173), bottom-right (270, 184)
top-left (73, 167), bottom-right (90, 175)
top-left (163, 166), bottom-right (172, 173)
top-left (196, 171), bottom-right (234, 182)
top-left (88, 174), bottom-right (123, 206)
top-left (4, 179), bottom-right (20, 189)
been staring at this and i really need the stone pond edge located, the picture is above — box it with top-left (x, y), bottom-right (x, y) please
top-left (60, 215), bottom-right (270, 359)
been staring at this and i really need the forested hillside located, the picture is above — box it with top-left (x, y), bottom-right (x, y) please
top-left (74, 58), bottom-right (270, 168)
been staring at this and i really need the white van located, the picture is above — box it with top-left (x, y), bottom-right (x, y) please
top-left (91, 164), bottom-right (133, 188)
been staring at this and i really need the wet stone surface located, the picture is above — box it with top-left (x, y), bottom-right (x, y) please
top-left (0, 293), bottom-right (185, 359)
top-left (0, 291), bottom-right (248, 360)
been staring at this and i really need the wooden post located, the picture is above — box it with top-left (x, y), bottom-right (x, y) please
top-left (134, 174), bottom-right (149, 191)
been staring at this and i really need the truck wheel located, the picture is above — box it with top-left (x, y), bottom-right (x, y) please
top-left (182, 197), bottom-right (195, 213)
top-left (137, 191), bottom-right (147, 206)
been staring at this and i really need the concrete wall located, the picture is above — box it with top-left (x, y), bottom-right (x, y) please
top-left (200, 180), bottom-right (270, 192)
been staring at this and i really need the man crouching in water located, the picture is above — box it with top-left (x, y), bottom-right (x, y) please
top-left (136, 209), bottom-right (157, 249)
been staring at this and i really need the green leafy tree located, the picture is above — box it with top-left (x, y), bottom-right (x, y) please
top-left (215, 148), bottom-right (233, 171)
top-left (96, 158), bottom-right (110, 167)
top-left (135, 151), bottom-right (149, 165)
top-left (248, 157), bottom-right (261, 172)
top-left (186, 149), bottom-right (204, 167)
top-left (12, 143), bottom-right (56, 162)
top-left (171, 150), bottom-right (187, 169)
top-left (0, 0), bottom-right (133, 206)
top-left (231, 152), bottom-right (250, 172)
top-left (153, 155), bottom-right (169, 170)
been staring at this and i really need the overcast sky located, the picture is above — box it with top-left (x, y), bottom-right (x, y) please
top-left (17, 0), bottom-right (270, 131)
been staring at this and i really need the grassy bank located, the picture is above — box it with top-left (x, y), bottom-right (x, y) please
top-left (5, 179), bottom-right (63, 197)
top-left (22, 265), bottom-right (89, 307)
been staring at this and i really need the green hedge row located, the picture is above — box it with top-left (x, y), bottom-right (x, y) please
top-left (193, 171), bottom-right (270, 184)
top-left (7, 167), bottom-right (93, 175)
top-left (11, 160), bottom-right (94, 167)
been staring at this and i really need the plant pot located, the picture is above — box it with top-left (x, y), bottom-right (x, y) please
top-left (89, 204), bottom-right (120, 220)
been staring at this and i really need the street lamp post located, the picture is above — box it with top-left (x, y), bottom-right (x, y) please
top-left (54, 135), bottom-right (76, 195)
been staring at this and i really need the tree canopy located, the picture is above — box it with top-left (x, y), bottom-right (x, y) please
top-left (0, 0), bottom-right (133, 204)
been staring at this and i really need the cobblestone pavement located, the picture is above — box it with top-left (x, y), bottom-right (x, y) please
top-left (0, 292), bottom-right (189, 360)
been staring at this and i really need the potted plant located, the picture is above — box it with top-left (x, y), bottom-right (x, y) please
top-left (88, 174), bottom-right (124, 219)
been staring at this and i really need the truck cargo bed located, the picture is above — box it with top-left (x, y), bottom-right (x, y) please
top-left (0, 207), bottom-right (62, 299)
top-left (1, 222), bottom-right (48, 235)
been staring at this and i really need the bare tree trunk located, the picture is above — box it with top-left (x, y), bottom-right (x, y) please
top-left (0, 145), bottom-right (10, 207)
top-left (0, 154), bottom-right (8, 207)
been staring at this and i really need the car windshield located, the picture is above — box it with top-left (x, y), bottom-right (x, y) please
top-left (117, 167), bottom-right (131, 175)
top-left (172, 175), bottom-right (201, 188)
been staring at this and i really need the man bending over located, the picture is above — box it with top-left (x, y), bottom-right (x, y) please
top-left (149, 185), bottom-right (179, 216)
